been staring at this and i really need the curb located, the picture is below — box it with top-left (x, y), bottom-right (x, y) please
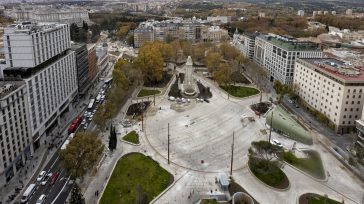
top-left (120, 139), bottom-right (141, 146)
top-left (150, 171), bottom-right (187, 204)
top-left (247, 161), bottom-right (290, 192)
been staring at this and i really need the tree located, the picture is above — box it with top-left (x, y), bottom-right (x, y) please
top-left (134, 42), bottom-right (164, 83)
top-left (214, 62), bottom-right (231, 85)
top-left (116, 25), bottom-right (131, 39)
top-left (70, 183), bottom-right (85, 204)
top-left (82, 21), bottom-right (89, 31)
top-left (70, 23), bottom-right (79, 42)
top-left (205, 51), bottom-right (222, 73)
top-left (108, 124), bottom-right (117, 150)
top-left (59, 131), bottom-right (104, 179)
top-left (249, 141), bottom-right (282, 161)
top-left (126, 35), bottom-right (134, 46)
top-left (94, 104), bottom-right (108, 131)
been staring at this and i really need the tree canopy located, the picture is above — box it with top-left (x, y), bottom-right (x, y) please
top-left (249, 140), bottom-right (282, 161)
top-left (59, 131), bottom-right (104, 179)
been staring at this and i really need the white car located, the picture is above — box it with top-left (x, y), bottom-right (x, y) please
top-left (81, 119), bottom-right (86, 125)
top-left (87, 112), bottom-right (92, 118)
top-left (168, 96), bottom-right (175, 101)
top-left (181, 98), bottom-right (186, 103)
top-left (84, 123), bottom-right (88, 130)
top-left (36, 171), bottom-right (46, 182)
top-left (36, 194), bottom-right (46, 204)
top-left (41, 173), bottom-right (53, 185)
top-left (271, 139), bottom-right (283, 148)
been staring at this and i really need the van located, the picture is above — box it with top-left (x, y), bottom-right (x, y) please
top-left (21, 183), bottom-right (36, 203)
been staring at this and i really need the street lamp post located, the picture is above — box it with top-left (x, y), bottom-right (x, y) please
top-left (269, 111), bottom-right (273, 143)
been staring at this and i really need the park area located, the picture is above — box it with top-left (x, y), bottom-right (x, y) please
top-left (299, 193), bottom-right (341, 204)
top-left (137, 89), bottom-right (161, 97)
top-left (100, 153), bottom-right (173, 204)
top-left (220, 85), bottom-right (259, 98)
top-left (122, 131), bottom-right (139, 144)
top-left (282, 150), bottom-right (325, 179)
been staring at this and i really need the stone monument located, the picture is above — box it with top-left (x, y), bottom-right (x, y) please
top-left (182, 56), bottom-right (198, 97)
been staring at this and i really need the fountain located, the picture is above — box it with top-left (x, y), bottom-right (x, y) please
top-left (181, 56), bottom-right (199, 97)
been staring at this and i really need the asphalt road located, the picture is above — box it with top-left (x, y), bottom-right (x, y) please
top-left (19, 62), bottom-right (114, 204)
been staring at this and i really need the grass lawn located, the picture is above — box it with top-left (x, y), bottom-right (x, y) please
top-left (248, 158), bottom-right (289, 189)
top-left (137, 89), bottom-right (161, 97)
top-left (100, 153), bottom-right (173, 204)
top-left (220, 85), bottom-right (259, 98)
top-left (282, 150), bottom-right (325, 180)
top-left (122, 131), bottom-right (139, 144)
top-left (299, 193), bottom-right (341, 204)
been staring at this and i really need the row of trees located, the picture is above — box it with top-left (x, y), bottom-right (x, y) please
top-left (314, 14), bottom-right (364, 30)
top-left (70, 21), bottom-right (102, 43)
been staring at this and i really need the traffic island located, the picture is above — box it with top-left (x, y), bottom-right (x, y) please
top-left (100, 153), bottom-right (173, 204)
top-left (248, 158), bottom-right (289, 190)
top-left (281, 150), bottom-right (326, 180)
top-left (137, 89), bottom-right (161, 97)
top-left (299, 193), bottom-right (341, 204)
top-left (122, 131), bottom-right (140, 145)
top-left (229, 181), bottom-right (259, 204)
top-left (220, 85), bottom-right (259, 98)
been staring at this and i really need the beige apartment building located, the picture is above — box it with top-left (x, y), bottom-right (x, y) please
top-left (294, 58), bottom-right (364, 134)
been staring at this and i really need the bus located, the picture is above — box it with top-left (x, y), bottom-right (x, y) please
top-left (88, 99), bottom-right (95, 110)
top-left (61, 133), bottom-right (75, 150)
top-left (21, 183), bottom-right (36, 203)
top-left (67, 116), bottom-right (81, 134)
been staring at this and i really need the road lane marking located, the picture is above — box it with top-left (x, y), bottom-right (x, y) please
top-left (51, 176), bottom-right (70, 204)
top-left (49, 157), bottom-right (59, 169)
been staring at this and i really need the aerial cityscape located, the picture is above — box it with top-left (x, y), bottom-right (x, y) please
top-left (0, 0), bottom-right (363, 204)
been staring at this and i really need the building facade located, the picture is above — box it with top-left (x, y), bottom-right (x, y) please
top-left (71, 43), bottom-right (89, 95)
top-left (2, 22), bottom-right (77, 154)
top-left (254, 34), bottom-right (322, 84)
top-left (96, 46), bottom-right (109, 75)
top-left (356, 111), bottom-right (364, 148)
top-left (87, 44), bottom-right (97, 82)
top-left (233, 30), bottom-right (259, 60)
top-left (15, 9), bottom-right (90, 26)
top-left (0, 81), bottom-right (32, 183)
top-left (294, 58), bottom-right (364, 133)
top-left (3, 22), bottom-right (71, 68)
top-left (134, 26), bottom-right (154, 48)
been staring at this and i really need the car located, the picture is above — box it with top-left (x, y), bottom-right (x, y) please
top-left (36, 194), bottom-right (46, 204)
top-left (295, 104), bottom-right (299, 108)
top-left (181, 98), bottom-right (186, 103)
top-left (83, 111), bottom-right (88, 117)
top-left (187, 99), bottom-right (191, 103)
top-left (203, 98), bottom-right (210, 103)
top-left (84, 123), bottom-right (88, 130)
top-left (288, 99), bottom-right (293, 104)
top-left (36, 171), bottom-right (46, 182)
top-left (81, 119), bottom-right (86, 125)
top-left (49, 172), bottom-right (59, 186)
top-left (271, 139), bottom-right (283, 148)
top-left (168, 96), bottom-right (175, 101)
top-left (196, 98), bottom-right (204, 102)
top-left (41, 173), bottom-right (53, 185)
top-left (87, 112), bottom-right (92, 118)
top-left (92, 109), bottom-right (97, 114)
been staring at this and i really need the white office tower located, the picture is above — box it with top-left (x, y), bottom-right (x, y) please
top-left (297, 10), bottom-right (305, 16)
top-left (254, 34), bottom-right (322, 84)
top-left (0, 22), bottom-right (77, 182)
top-left (3, 22), bottom-right (71, 68)
top-left (0, 82), bottom-right (32, 183)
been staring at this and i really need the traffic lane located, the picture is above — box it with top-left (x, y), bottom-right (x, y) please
top-left (52, 182), bottom-right (73, 204)
top-left (28, 163), bottom-right (63, 204)
top-left (38, 169), bottom-right (67, 204)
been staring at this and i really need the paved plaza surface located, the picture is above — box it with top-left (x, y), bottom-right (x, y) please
top-left (84, 70), bottom-right (364, 204)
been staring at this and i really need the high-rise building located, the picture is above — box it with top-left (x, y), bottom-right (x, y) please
top-left (2, 22), bottom-right (77, 167)
top-left (0, 81), bottom-right (32, 183)
top-left (254, 34), bottom-right (322, 84)
top-left (87, 44), bottom-right (97, 82)
top-left (71, 43), bottom-right (90, 96)
top-left (134, 26), bottom-right (154, 48)
top-left (96, 46), bottom-right (109, 75)
top-left (233, 30), bottom-right (259, 60)
top-left (356, 109), bottom-right (364, 148)
top-left (3, 22), bottom-right (71, 68)
top-left (294, 58), bottom-right (364, 133)
top-left (297, 10), bottom-right (305, 17)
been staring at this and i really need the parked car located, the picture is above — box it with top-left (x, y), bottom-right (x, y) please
top-left (49, 172), bottom-right (59, 186)
top-left (36, 171), bottom-right (46, 182)
top-left (168, 96), bottom-right (175, 101)
top-left (271, 139), bottom-right (283, 148)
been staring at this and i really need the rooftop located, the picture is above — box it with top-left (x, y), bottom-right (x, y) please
top-left (301, 58), bottom-right (364, 82)
top-left (259, 34), bottom-right (321, 51)
top-left (0, 80), bottom-right (25, 99)
top-left (4, 22), bottom-right (67, 35)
